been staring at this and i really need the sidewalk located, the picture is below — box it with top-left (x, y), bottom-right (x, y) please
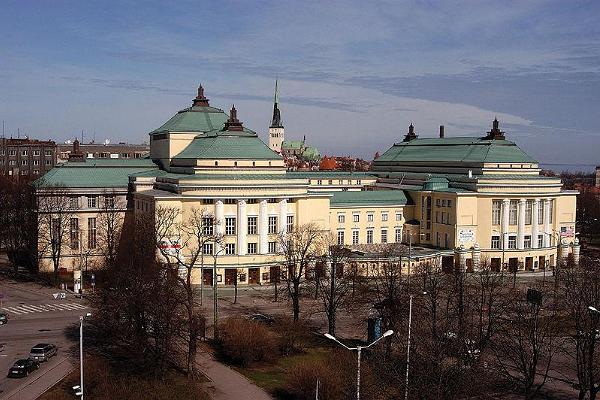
top-left (197, 350), bottom-right (272, 400)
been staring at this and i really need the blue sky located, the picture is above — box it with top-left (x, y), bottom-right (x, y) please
top-left (1, 0), bottom-right (599, 168)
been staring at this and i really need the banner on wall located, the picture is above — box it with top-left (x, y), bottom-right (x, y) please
top-left (458, 229), bottom-right (475, 244)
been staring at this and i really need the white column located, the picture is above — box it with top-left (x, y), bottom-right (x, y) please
top-left (237, 200), bottom-right (247, 256)
top-left (215, 200), bottom-right (224, 253)
top-left (543, 198), bottom-right (551, 247)
top-left (259, 200), bottom-right (268, 254)
top-left (501, 199), bottom-right (510, 251)
top-left (531, 199), bottom-right (540, 249)
top-left (517, 199), bottom-right (526, 250)
top-left (278, 199), bottom-right (287, 235)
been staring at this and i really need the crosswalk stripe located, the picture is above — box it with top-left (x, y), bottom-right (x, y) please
top-left (2, 303), bottom-right (87, 315)
top-left (19, 305), bottom-right (44, 312)
top-left (2, 307), bottom-right (27, 315)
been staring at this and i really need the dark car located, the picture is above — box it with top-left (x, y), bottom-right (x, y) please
top-left (248, 313), bottom-right (275, 325)
top-left (0, 313), bottom-right (8, 325)
top-left (7, 359), bottom-right (39, 378)
top-left (29, 343), bottom-right (58, 362)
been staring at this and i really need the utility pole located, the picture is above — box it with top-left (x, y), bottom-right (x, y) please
top-left (404, 295), bottom-right (413, 400)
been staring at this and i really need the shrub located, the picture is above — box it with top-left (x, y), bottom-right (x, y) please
top-left (285, 359), bottom-right (345, 400)
top-left (274, 316), bottom-right (311, 355)
top-left (219, 316), bottom-right (278, 366)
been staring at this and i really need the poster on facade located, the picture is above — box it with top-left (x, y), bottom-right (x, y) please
top-left (458, 229), bottom-right (475, 244)
top-left (560, 226), bottom-right (575, 237)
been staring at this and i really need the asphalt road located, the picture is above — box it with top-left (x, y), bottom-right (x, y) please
top-left (0, 278), bottom-right (87, 400)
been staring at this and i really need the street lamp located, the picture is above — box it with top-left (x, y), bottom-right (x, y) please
top-left (77, 312), bottom-right (92, 399)
top-left (324, 329), bottom-right (394, 400)
top-left (405, 292), bottom-right (427, 400)
top-left (589, 306), bottom-right (600, 314)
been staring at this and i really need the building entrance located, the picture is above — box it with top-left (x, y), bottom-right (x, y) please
top-left (225, 269), bottom-right (236, 285)
top-left (249, 268), bottom-right (260, 284)
top-left (203, 269), bottom-right (213, 286)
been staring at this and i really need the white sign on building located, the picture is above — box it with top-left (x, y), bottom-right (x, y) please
top-left (458, 229), bottom-right (475, 244)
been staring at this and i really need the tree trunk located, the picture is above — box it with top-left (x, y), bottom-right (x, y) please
top-left (292, 281), bottom-right (300, 321)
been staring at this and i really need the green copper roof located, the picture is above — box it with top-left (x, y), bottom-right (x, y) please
top-left (329, 190), bottom-right (408, 207)
top-left (302, 146), bottom-right (321, 160)
top-left (36, 159), bottom-right (158, 188)
top-left (173, 127), bottom-right (282, 161)
top-left (150, 106), bottom-right (229, 134)
top-left (375, 137), bottom-right (537, 164)
top-left (282, 140), bottom-right (304, 149)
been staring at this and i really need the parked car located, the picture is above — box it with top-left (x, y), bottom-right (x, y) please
top-left (29, 343), bottom-right (58, 362)
top-left (247, 313), bottom-right (275, 325)
top-left (0, 313), bottom-right (8, 325)
top-left (7, 359), bottom-right (39, 378)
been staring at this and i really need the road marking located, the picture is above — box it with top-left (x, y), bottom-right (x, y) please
top-left (2, 302), bottom-right (88, 315)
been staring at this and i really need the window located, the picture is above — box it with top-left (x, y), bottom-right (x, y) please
top-left (21, 160), bottom-right (27, 165)
top-left (268, 241), bottom-right (277, 253)
top-left (445, 233), bottom-right (449, 248)
top-left (395, 228), bottom-right (402, 243)
top-left (247, 216), bottom-right (257, 235)
top-left (21, 170), bottom-right (28, 175)
top-left (268, 216), bottom-right (278, 234)
top-left (87, 218), bottom-right (97, 249)
top-left (492, 200), bottom-right (502, 225)
top-left (287, 215), bottom-right (294, 232)
top-left (121, 153), bottom-right (130, 158)
top-left (225, 243), bottom-right (236, 255)
top-left (436, 199), bottom-right (441, 207)
top-left (352, 230), bottom-right (359, 245)
top-left (524, 235), bottom-right (532, 248)
top-left (435, 211), bottom-right (440, 223)
top-left (33, 150), bottom-right (40, 156)
top-left (367, 213), bottom-right (374, 222)
top-left (491, 235), bottom-right (500, 249)
top-left (33, 170), bottom-right (39, 175)
top-left (338, 214), bottom-right (345, 224)
top-left (509, 201), bottom-right (518, 225)
top-left (317, 180), bottom-right (322, 185)
top-left (225, 217), bottom-right (236, 235)
top-left (8, 150), bottom-right (16, 156)
top-left (87, 196), bottom-right (97, 208)
top-left (202, 217), bottom-right (214, 236)
top-left (396, 212), bottom-right (402, 221)
top-left (105, 196), bottom-right (115, 209)
top-left (70, 218), bottom-right (79, 250)
top-left (381, 229), bottom-right (388, 243)
top-left (508, 235), bottom-right (516, 249)
top-left (381, 213), bottom-right (388, 222)
top-left (447, 200), bottom-right (452, 208)
top-left (247, 242), bottom-right (258, 254)
top-left (525, 200), bottom-right (532, 225)
top-left (442, 199), bottom-right (446, 207)
top-left (69, 196), bottom-right (79, 209)
top-left (353, 214), bottom-right (360, 223)
top-left (366, 230), bottom-right (373, 244)
top-left (337, 231), bottom-right (345, 245)
top-left (21, 150), bottom-right (27, 156)
top-left (45, 150), bottom-right (52, 156)
top-left (538, 204), bottom-right (544, 224)
top-left (224, 199), bottom-right (236, 204)
top-left (548, 200), bottom-right (553, 223)
top-left (9, 160), bottom-right (15, 165)
top-left (202, 243), bottom-right (213, 255)
top-left (45, 159), bottom-right (51, 165)
top-left (538, 235), bottom-right (544, 248)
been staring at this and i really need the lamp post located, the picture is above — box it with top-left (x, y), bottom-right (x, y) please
top-left (324, 329), bottom-right (394, 400)
top-left (74, 312), bottom-right (92, 399)
top-left (589, 306), bottom-right (600, 315)
top-left (492, 229), bottom-right (506, 273)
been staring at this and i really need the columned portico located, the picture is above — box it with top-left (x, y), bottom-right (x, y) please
top-left (215, 200), bottom-right (224, 252)
top-left (259, 200), bottom-right (268, 254)
top-left (517, 199), bottom-right (526, 249)
top-left (532, 199), bottom-right (540, 248)
top-left (543, 198), bottom-right (551, 247)
top-left (501, 199), bottom-right (510, 251)
top-left (278, 199), bottom-right (287, 235)
top-left (237, 200), bottom-right (247, 255)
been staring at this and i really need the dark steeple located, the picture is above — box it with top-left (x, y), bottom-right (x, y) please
top-left (68, 138), bottom-right (85, 162)
top-left (192, 84), bottom-right (210, 107)
top-left (270, 80), bottom-right (283, 128)
top-left (403, 123), bottom-right (418, 142)
top-left (224, 105), bottom-right (244, 131)
top-left (485, 117), bottom-right (506, 140)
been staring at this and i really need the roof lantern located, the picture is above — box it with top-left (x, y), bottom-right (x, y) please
top-left (485, 117), bottom-right (506, 140)
top-left (403, 123), bottom-right (418, 142)
top-left (224, 105), bottom-right (244, 131)
top-left (191, 84), bottom-right (210, 107)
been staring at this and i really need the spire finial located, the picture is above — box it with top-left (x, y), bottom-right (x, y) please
top-left (192, 84), bottom-right (210, 107)
top-left (403, 123), bottom-right (418, 142)
top-left (274, 79), bottom-right (279, 104)
top-left (485, 117), bottom-right (505, 140)
top-left (224, 105), bottom-right (243, 131)
top-left (270, 79), bottom-right (283, 128)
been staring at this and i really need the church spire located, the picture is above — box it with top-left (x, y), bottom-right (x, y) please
top-left (270, 79), bottom-right (283, 128)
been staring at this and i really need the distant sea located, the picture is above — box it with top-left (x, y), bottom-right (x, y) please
top-left (539, 163), bottom-right (598, 173)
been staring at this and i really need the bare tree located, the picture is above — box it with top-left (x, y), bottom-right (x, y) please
top-left (278, 223), bottom-right (324, 322)
top-left (97, 190), bottom-right (125, 266)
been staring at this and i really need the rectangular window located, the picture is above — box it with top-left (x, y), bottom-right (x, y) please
top-left (202, 243), bottom-right (213, 255)
top-left (353, 214), bottom-right (360, 223)
top-left (509, 201), bottom-right (518, 225)
top-left (548, 200), bottom-right (553, 224)
top-left (87, 218), bottom-right (97, 249)
top-left (225, 217), bottom-right (236, 235)
top-left (225, 243), bottom-right (236, 255)
top-left (447, 200), bottom-right (452, 208)
top-left (21, 150), bottom-right (27, 156)
top-left (435, 211), bottom-right (439, 223)
top-left (45, 150), bottom-right (52, 156)
top-left (33, 150), bottom-right (40, 156)
top-left (105, 196), bottom-right (115, 209)
top-left (524, 235), bottom-right (532, 248)
top-left (396, 212), bottom-right (402, 221)
top-left (538, 204), bottom-right (544, 224)
top-left (45, 159), bottom-right (51, 165)
top-left (247, 242), bottom-right (257, 254)
top-left (287, 215), bottom-right (294, 232)
top-left (247, 216), bottom-right (257, 235)
top-left (395, 228), bottom-right (402, 243)
top-left (492, 200), bottom-right (502, 225)
top-left (338, 214), bottom-right (345, 224)
top-left (436, 199), bottom-right (441, 207)
top-left (87, 196), bottom-right (97, 208)
top-left (538, 235), bottom-right (544, 248)
top-left (381, 213), bottom-right (388, 222)
top-left (70, 218), bottom-right (79, 250)
top-left (69, 196), bottom-right (79, 209)
top-left (268, 216), bottom-right (278, 234)
top-left (21, 159), bottom-right (27, 165)
top-left (367, 213), bottom-right (374, 222)
top-left (33, 160), bottom-right (39, 166)
top-left (491, 235), bottom-right (500, 249)
top-left (525, 200), bottom-right (532, 225)
top-left (352, 230), bottom-right (359, 245)
top-left (508, 235), bottom-right (517, 249)
top-left (381, 229), bottom-right (387, 243)
top-left (8, 150), bottom-right (16, 156)
top-left (268, 241), bottom-right (277, 253)
top-left (203, 217), bottom-right (214, 236)
top-left (366, 229), bottom-right (373, 244)
top-left (337, 231), bottom-right (345, 245)
top-left (442, 199), bottom-right (446, 207)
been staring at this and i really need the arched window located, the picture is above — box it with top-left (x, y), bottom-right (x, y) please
top-left (215, 161), bottom-right (218, 166)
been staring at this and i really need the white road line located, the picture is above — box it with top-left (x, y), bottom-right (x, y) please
top-left (2, 307), bottom-right (28, 315)
top-left (19, 305), bottom-right (45, 313)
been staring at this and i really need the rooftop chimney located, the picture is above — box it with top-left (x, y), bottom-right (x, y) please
top-left (223, 105), bottom-right (244, 131)
top-left (403, 123), bottom-right (418, 142)
top-left (439, 125), bottom-right (445, 138)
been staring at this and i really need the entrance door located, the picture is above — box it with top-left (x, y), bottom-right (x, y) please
top-left (225, 269), bottom-right (236, 285)
top-left (442, 256), bottom-right (454, 273)
top-left (270, 266), bottom-right (280, 284)
top-left (491, 258), bottom-right (501, 272)
top-left (203, 269), bottom-right (213, 286)
top-left (525, 257), bottom-right (533, 271)
top-left (249, 268), bottom-right (260, 284)
top-left (509, 258), bottom-right (519, 273)
top-left (539, 255), bottom-right (546, 269)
